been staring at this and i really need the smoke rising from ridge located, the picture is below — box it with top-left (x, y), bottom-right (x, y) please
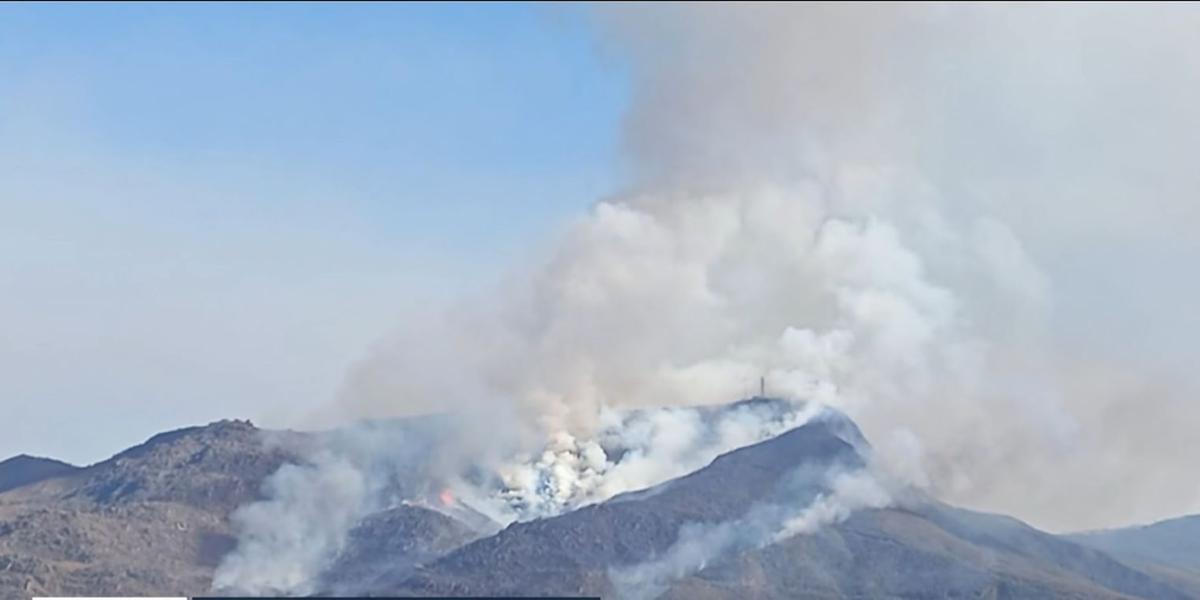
top-left (609, 466), bottom-right (894, 600)
top-left (491, 398), bottom-right (823, 522)
top-left (365, 2), bottom-right (1198, 532)
top-left (217, 3), bottom-right (1200, 593)
top-left (214, 420), bottom-right (452, 595)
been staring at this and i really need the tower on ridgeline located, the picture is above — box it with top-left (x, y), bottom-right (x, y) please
top-left (759, 375), bottom-right (765, 398)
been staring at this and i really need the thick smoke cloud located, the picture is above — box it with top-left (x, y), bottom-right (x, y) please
top-left (589, 3), bottom-right (1200, 533)
top-left (491, 398), bottom-right (822, 521)
top-left (213, 450), bottom-right (366, 595)
top-left (219, 3), bottom-right (1200, 593)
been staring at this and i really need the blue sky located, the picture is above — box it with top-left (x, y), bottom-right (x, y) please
top-left (0, 3), bottom-right (629, 463)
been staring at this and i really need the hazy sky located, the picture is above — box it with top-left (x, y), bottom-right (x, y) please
top-left (0, 3), bottom-right (627, 464)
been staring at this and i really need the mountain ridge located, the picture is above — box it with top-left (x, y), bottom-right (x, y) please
top-left (2, 404), bottom-right (1198, 599)
top-left (374, 412), bottom-right (1197, 599)
top-left (1069, 514), bottom-right (1200, 578)
top-left (0, 455), bottom-right (79, 495)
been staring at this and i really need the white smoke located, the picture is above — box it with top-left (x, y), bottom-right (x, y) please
top-left (217, 2), bottom-right (1200, 593)
top-left (212, 400), bottom-right (822, 594)
top-left (590, 2), bottom-right (1200, 531)
top-left (491, 398), bottom-right (822, 521)
top-left (336, 2), bottom-right (1200, 532)
top-left (213, 419), bottom-right (451, 595)
top-left (340, 177), bottom-right (1013, 521)
top-left (609, 467), bottom-right (894, 600)
top-left (773, 469), bottom-right (893, 541)
top-left (212, 451), bottom-right (367, 595)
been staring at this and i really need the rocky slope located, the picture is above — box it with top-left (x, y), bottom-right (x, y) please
top-left (0, 420), bottom-right (299, 600)
top-left (317, 504), bottom-right (485, 594)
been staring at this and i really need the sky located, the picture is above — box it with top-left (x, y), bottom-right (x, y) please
top-left (0, 2), bottom-right (629, 464)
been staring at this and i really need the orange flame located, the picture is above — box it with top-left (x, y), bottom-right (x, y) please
top-left (438, 488), bottom-right (455, 507)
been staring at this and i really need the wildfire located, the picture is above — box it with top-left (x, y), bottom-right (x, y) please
top-left (438, 488), bottom-right (455, 507)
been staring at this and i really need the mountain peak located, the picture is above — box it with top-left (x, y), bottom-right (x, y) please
top-left (387, 415), bottom-right (864, 597)
top-left (0, 454), bottom-right (79, 494)
top-left (61, 419), bottom-right (300, 510)
top-left (105, 419), bottom-right (259, 462)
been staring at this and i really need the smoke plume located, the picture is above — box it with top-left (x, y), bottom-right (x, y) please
top-left (339, 2), bottom-right (1200, 531)
top-left (491, 398), bottom-right (822, 521)
top-left (218, 2), bottom-right (1200, 594)
top-left (213, 419), bottom-right (451, 594)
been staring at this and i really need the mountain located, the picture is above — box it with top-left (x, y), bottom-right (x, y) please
top-left (3, 403), bottom-right (1199, 600)
top-left (389, 411), bottom-right (863, 598)
top-left (371, 410), bottom-right (1197, 599)
top-left (0, 456), bottom-right (78, 495)
top-left (1070, 515), bottom-right (1200, 588)
top-left (0, 417), bottom-right (483, 600)
top-left (317, 504), bottom-right (486, 594)
top-left (659, 501), bottom-right (1197, 600)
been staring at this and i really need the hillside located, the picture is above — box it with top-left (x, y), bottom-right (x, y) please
top-left (0, 420), bottom-right (300, 600)
top-left (1070, 515), bottom-right (1200, 590)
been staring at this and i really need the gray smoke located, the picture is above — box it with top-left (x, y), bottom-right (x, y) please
top-left (218, 2), bottom-right (1200, 594)
top-left (334, 2), bottom-right (1200, 531)
top-left (213, 449), bottom-right (366, 595)
top-left (213, 419), bottom-right (452, 595)
top-left (592, 3), bottom-right (1200, 533)
top-left (609, 465), bottom-right (894, 600)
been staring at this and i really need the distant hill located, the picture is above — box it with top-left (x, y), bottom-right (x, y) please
top-left (664, 501), bottom-right (1196, 600)
top-left (1070, 514), bottom-right (1200, 584)
top-left (0, 455), bottom-right (78, 494)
